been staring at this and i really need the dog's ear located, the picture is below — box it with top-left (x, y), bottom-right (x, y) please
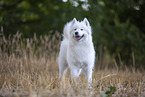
top-left (83, 18), bottom-right (90, 27)
top-left (72, 18), bottom-right (77, 24)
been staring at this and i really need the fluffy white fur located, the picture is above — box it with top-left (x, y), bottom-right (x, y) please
top-left (58, 18), bottom-right (95, 83)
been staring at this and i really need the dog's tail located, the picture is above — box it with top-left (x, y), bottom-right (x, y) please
top-left (63, 21), bottom-right (72, 40)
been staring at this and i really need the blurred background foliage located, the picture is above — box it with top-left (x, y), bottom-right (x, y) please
top-left (0, 0), bottom-right (145, 68)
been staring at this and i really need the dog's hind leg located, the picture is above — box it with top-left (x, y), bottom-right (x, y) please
top-left (58, 61), bottom-right (68, 79)
top-left (57, 60), bottom-right (68, 87)
top-left (70, 66), bottom-right (81, 81)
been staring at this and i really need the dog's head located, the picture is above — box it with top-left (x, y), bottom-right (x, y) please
top-left (69, 18), bottom-right (92, 42)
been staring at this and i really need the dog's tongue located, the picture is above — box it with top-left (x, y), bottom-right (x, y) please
top-left (75, 36), bottom-right (81, 40)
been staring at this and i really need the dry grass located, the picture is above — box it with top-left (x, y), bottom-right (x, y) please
top-left (0, 31), bottom-right (145, 97)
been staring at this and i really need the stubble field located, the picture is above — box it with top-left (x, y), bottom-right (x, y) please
top-left (0, 32), bottom-right (145, 97)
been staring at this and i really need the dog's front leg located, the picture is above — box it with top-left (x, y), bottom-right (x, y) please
top-left (83, 66), bottom-right (93, 86)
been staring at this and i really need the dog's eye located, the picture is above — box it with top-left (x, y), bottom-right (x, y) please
top-left (81, 29), bottom-right (83, 31)
top-left (74, 29), bottom-right (77, 30)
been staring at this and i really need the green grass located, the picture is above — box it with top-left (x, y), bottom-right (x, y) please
top-left (0, 32), bottom-right (145, 97)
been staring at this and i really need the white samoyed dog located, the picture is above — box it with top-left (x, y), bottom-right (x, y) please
top-left (58, 18), bottom-right (95, 84)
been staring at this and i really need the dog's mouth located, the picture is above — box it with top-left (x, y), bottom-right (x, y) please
top-left (74, 34), bottom-right (84, 41)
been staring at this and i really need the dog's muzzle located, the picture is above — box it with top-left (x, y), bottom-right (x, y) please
top-left (74, 32), bottom-right (84, 41)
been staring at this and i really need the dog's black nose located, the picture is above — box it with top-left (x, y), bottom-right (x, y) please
top-left (75, 32), bottom-right (78, 35)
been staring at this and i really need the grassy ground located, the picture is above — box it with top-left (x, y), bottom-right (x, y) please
top-left (0, 32), bottom-right (145, 97)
